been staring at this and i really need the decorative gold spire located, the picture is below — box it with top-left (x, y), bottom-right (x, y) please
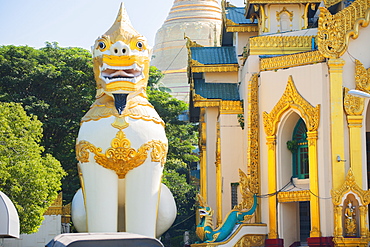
top-left (104, 2), bottom-right (139, 43)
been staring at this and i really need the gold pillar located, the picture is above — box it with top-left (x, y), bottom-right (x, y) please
top-left (267, 135), bottom-right (278, 239)
top-left (199, 108), bottom-right (207, 201)
top-left (334, 205), bottom-right (343, 237)
top-left (328, 58), bottom-right (346, 190)
top-left (347, 115), bottom-right (364, 186)
top-left (359, 205), bottom-right (367, 238)
top-left (307, 131), bottom-right (321, 237)
top-left (344, 87), bottom-right (365, 187)
top-left (215, 120), bottom-right (222, 226)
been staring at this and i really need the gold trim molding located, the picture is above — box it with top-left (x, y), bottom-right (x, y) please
top-left (247, 74), bottom-right (260, 195)
top-left (260, 51), bottom-right (325, 71)
top-left (248, 0), bottom-right (319, 3)
top-left (226, 25), bottom-right (259, 33)
top-left (76, 130), bottom-right (167, 179)
top-left (278, 190), bottom-right (311, 202)
top-left (249, 35), bottom-right (315, 55)
top-left (317, 0), bottom-right (370, 59)
top-left (190, 60), bottom-right (239, 72)
top-left (193, 93), bottom-right (244, 114)
top-left (263, 75), bottom-right (320, 136)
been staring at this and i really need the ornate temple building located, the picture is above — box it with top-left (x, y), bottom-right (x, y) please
top-left (151, 0), bottom-right (222, 102)
top-left (188, 0), bottom-right (370, 246)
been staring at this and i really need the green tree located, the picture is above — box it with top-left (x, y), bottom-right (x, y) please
top-left (0, 102), bottom-right (65, 234)
top-left (148, 66), bottom-right (171, 92)
top-left (0, 43), bottom-right (95, 202)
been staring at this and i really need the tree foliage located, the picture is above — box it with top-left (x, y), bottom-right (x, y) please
top-left (0, 43), bottom-right (95, 202)
top-left (0, 102), bottom-right (65, 234)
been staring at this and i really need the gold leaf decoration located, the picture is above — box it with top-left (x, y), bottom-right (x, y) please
top-left (344, 87), bottom-right (364, 116)
top-left (233, 234), bottom-right (265, 247)
top-left (355, 59), bottom-right (370, 93)
top-left (277, 190), bottom-right (311, 202)
top-left (76, 130), bottom-right (167, 179)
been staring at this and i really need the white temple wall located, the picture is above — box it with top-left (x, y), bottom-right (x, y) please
top-left (205, 107), bottom-right (219, 217)
top-left (3, 215), bottom-right (62, 247)
top-left (204, 72), bottom-right (238, 83)
top-left (234, 32), bottom-right (258, 66)
top-left (220, 113), bottom-right (245, 216)
top-left (266, 4), bottom-right (303, 34)
top-left (279, 202), bottom-right (299, 245)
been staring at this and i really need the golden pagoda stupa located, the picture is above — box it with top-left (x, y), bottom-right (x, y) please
top-left (151, 0), bottom-right (222, 102)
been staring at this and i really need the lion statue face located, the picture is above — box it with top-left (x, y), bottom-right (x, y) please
top-left (92, 3), bottom-right (150, 98)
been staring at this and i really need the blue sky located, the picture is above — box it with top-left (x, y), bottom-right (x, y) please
top-left (1, 0), bottom-right (244, 51)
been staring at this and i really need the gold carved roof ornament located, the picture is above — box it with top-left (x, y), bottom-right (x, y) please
top-left (263, 75), bottom-right (320, 136)
top-left (185, 35), bottom-right (204, 49)
top-left (76, 130), bottom-right (167, 179)
top-left (260, 50), bottom-right (326, 71)
top-left (222, 1), bottom-right (259, 33)
top-left (317, 0), bottom-right (370, 59)
top-left (344, 87), bottom-right (365, 116)
top-left (355, 59), bottom-right (370, 93)
top-left (331, 168), bottom-right (370, 206)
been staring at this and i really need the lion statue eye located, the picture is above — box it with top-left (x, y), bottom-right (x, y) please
top-left (98, 41), bottom-right (106, 50)
top-left (136, 41), bottom-right (144, 50)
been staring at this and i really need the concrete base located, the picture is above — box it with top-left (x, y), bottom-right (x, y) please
top-left (265, 238), bottom-right (284, 247)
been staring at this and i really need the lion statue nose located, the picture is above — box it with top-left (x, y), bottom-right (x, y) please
top-left (110, 41), bottom-right (131, 56)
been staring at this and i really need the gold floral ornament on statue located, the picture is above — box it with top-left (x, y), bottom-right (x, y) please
top-left (76, 130), bottom-right (167, 179)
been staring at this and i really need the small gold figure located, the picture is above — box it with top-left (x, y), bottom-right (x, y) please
top-left (344, 200), bottom-right (357, 237)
